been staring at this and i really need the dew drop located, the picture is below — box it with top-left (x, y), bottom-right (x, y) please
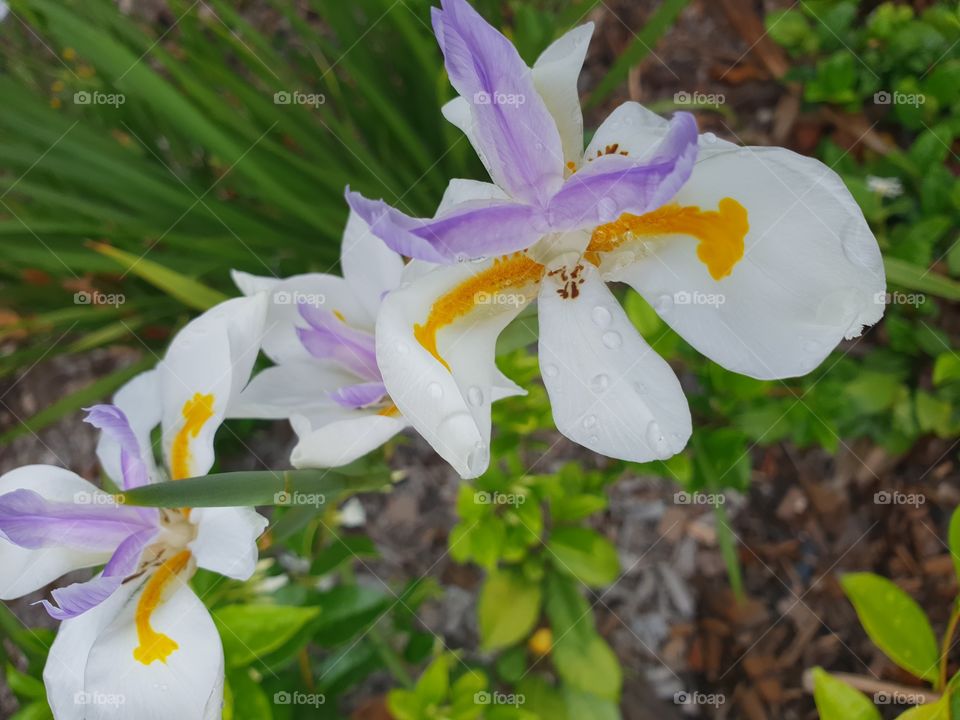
top-left (582, 414), bottom-right (597, 429)
top-left (590, 373), bottom-right (609, 393)
top-left (597, 198), bottom-right (618, 223)
top-left (633, 381), bottom-right (647, 394)
top-left (427, 382), bottom-right (443, 399)
top-left (588, 434), bottom-right (599, 445)
top-left (591, 305), bottom-right (612, 328)
top-left (653, 293), bottom-right (674, 315)
top-left (466, 441), bottom-right (489, 477)
top-left (602, 331), bottom-right (622, 349)
top-left (702, 132), bottom-right (717, 145)
top-left (543, 363), bottom-right (559, 378)
top-left (467, 385), bottom-right (484, 407)
top-left (645, 420), bottom-right (671, 457)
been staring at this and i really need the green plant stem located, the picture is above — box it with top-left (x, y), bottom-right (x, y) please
top-left (939, 602), bottom-right (960, 691)
top-left (714, 500), bottom-right (745, 602)
top-left (369, 628), bottom-right (414, 689)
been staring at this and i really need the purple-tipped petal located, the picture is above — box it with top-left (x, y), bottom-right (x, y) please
top-left (0, 489), bottom-right (155, 552)
top-left (38, 526), bottom-right (157, 620)
top-left (545, 112), bottom-right (699, 230)
top-left (329, 382), bottom-right (388, 409)
top-left (296, 302), bottom-right (381, 381)
top-left (84, 404), bottom-right (150, 490)
top-left (433, 0), bottom-right (564, 206)
top-left (346, 190), bottom-right (544, 263)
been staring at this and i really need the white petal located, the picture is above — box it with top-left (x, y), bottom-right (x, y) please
top-left (78, 581), bottom-right (224, 720)
top-left (611, 146), bottom-right (885, 379)
top-left (44, 580), bottom-right (139, 719)
top-left (437, 178), bottom-right (509, 213)
top-left (538, 263), bottom-right (691, 461)
top-left (375, 259), bottom-right (531, 478)
top-left (584, 101), bottom-right (736, 166)
top-left (189, 507), bottom-right (268, 581)
top-left (441, 98), bottom-right (495, 183)
top-left (340, 209), bottom-right (404, 318)
top-left (233, 272), bottom-right (369, 365)
top-left (532, 23), bottom-right (594, 165)
top-left (290, 412), bottom-right (408, 468)
top-left (230, 269), bottom-right (279, 297)
top-left (97, 369), bottom-right (161, 488)
top-left (0, 466), bottom-right (112, 600)
top-left (228, 361), bottom-right (363, 420)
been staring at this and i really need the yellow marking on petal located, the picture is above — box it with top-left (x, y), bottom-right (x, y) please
top-left (587, 198), bottom-right (749, 280)
top-left (333, 309), bottom-right (346, 323)
top-left (414, 253), bottom-right (544, 372)
top-left (170, 393), bottom-right (215, 481)
top-left (378, 403), bottom-right (401, 417)
top-left (133, 550), bottom-right (192, 665)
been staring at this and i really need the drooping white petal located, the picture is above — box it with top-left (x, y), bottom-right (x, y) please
top-left (437, 177), bottom-right (509, 213)
top-left (532, 22), bottom-right (594, 165)
top-left (0, 466), bottom-right (113, 600)
top-left (78, 580), bottom-right (224, 720)
top-left (96, 369), bottom-right (161, 488)
top-left (610, 146), bottom-right (886, 379)
top-left (375, 258), bottom-right (533, 478)
top-left (189, 507), bottom-right (268, 581)
top-left (290, 412), bottom-right (408, 468)
top-left (537, 263), bottom-right (691, 461)
top-left (228, 361), bottom-right (364, 420)
top-left (44, 579), bottom-right (139, 720)
top-left (340, 210), bottom-right (404, 318)
top-left (159, 294), bottom-right (267, 479)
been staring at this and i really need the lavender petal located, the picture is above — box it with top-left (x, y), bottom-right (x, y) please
top-left (329, 382), bottom-right (388, 409)
top-left (84, 404), bottom-right (150, 490)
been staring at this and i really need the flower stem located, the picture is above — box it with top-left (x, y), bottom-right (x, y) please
top-left (939, 602), bottom-right (960, 691)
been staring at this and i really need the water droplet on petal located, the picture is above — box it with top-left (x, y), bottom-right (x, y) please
top-left (582, 414), bottom-right (597, 429)
top-left (543, 364), bottom-right (559, 378)
top-left (602, 331), bottom-right (622, 349)
top-left (590, 374), bottom-right (609, 393)
top-left (645, 420), bottom-right (672, 457)
top-left (467, 386), bottom-right (484, 407)
top-left (654, 293), bottom-right (674, 315)
top-left (634, 381), bottom-right (647, 394)
top-left (702, 132), bottom-right (717, 145)
top-left (591, 305), bottom-right (612, 328)
top-left (597, 198), bottom-right (618, 223)
top-left (466, 441), bottom-right (489, 477)
top-left (588, 434), bottom-right (599, 445)
top-left (427, 382), bottom-right (443, 399)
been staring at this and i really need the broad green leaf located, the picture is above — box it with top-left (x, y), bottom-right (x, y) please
top-left (415, 654), bottom-right (450, 706)
top-left (387, 689), bottom-right (421, 720)
top-left (933, 353), bottom-right (960, 386)
top-left (118, 467), bottom-right (388, 507)
top-left (313, 585), bottom-right (391, 645)
top-left (5, 663), bottom-right (45, 701)
top-left (551, 633), bottom-right (622, 702)
top-left (9, 702), bottom-right (53, 720)
top-left (894, 698), bottom-right (949, 719)
top-left (561, 687), bottom-right (622, 720)
top-left (90, 242), bottom-right (228, 311)
top-left (841, 573), bottom-right (939, 682)
top-left (213, 604), bottom-right (320, 668)
top-left (478, 568), bottom-right (542, 650)
top-left (225, 669), bottom-right (274, 720)
top-left (811, 668), bottom-right (881, 720)
top-left (547, 527), bottom-right (619, 587)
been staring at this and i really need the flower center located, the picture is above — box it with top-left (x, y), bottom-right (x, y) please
top-left (586, 198), bottom-right (749, 280)
top-left (170, 392), bottom-right (215, 480)
top-left (414, 253), bottom-right (544, 370)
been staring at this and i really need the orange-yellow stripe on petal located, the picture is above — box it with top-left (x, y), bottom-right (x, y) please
top-left (413, 253), bottom-right (544, 371)
top-left (170, 393), bottom-right (215, 481)
top-left (587, 198), bottom-right (749, 280)
top-left (133, 550), bottom-right (192, 665)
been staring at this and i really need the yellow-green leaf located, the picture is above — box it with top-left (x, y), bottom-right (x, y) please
top-left (811, 668), bottom-right (881, 720)
top-left (841, 573), bottom-right (939, 682)
top-left (478, 568), bottom-right (542, 651)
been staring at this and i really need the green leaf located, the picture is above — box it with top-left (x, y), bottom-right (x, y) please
top-left (415, 654), bottom-right (450, 706)
top-left (552, 634), bottom-right (622, 702)
top-left (547, 527), bottom-right (619, 587)
top-left (840, 573), bottom-right (939, 682)
top-left (478, 568), bottom-right (542, 651)
top-left (933, 353), bottom-right (960, 386)
top-left (212, 604), bottom-right (321, 667)
top-left (811, 668), bottom-right (882, 720)
top-left (5, 663), bottom-right (45, 701)
top-left (948, 507), bottom-right (960, 586)
top-left (118, 467), bottom-right (387, 507)
top-left (894, 698), bottom-right (950, 719)
top-left (225, 669), bottom-right (274, 720)
top-left (90, 242), bottom-right (228, 311)
top-left (387, 689), bottom-right (422, 720)
top-left (885, 257), bottom-right (960, 301)
top-left (9, 702), bottom-right (53, 720)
